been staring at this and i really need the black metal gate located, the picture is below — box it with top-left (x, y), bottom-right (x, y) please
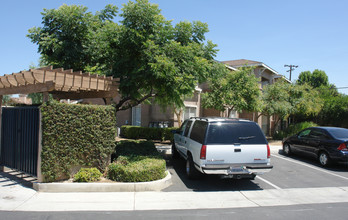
top-left (1, 107), bottom-right (40, 176)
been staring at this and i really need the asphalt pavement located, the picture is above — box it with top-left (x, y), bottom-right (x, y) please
top-left (2, 144), bottom-right (348, 212)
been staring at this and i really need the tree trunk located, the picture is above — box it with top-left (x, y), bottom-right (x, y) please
top-left (271, 117), bottom-right (282, 137)
top-left (227, 108), bottom-right (233, 118)
top-left (174, 108), bottom-right (183, 127)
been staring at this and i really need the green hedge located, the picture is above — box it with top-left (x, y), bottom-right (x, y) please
top-left (120, 126), bottom-right (178, 141)
top-left (273, 121), bottom-right (318, 140)
top-left (108, 140), bottom-right (166, 182)
top-left (112, 140), bottom-right (161, 161)
top-left (40, 101), bottom-right (116, 182)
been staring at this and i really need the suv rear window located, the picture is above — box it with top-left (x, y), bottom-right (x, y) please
top-left (206, 121), bottom-right (267, 145)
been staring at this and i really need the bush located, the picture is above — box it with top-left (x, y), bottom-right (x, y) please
top-left (120, 126), bottom-right (178, 141)
top-left (108, 140), bottom-right (166, 182)
top-left (40, 101), bottom-right (116, 182)
top-left (111, 140), bottom-right (160, 162)
top-left (107, 156), bottom-right (166, 182)
top-left (73, 168), bottom-right (102, 182)
top-left (273, 121), bottom-right (318, 140)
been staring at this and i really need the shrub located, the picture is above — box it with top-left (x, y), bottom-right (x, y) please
top-left (273, 121), bottom-right (318, 140)
top-left (40, 101), bottom-right (116, 182)
top-left (111, 140), bottom-right (160, 162)
top-left (120, 126), bottom-right (178, 141)
top-left (107, 156), bottom-right (166, 182)
top-left (73, 168), bottom-right (102, 182)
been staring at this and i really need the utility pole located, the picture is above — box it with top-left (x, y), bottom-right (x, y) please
top-left (284, 64), bottom-right (298, 81)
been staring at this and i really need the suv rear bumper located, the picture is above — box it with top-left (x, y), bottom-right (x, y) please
top-left (201, 164), bottom-right (273, 175)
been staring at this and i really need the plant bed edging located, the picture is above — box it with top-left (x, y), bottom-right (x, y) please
top-left (33, 171), bottom-right (171, 192)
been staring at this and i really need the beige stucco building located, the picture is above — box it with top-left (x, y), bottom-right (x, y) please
top-left (114, 59), bottom-right (288, 136)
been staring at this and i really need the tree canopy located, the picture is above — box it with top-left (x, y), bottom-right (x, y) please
top-left (261, 79), bottom-right (322, 130)
top-left (297, 69), bottom-right (329, 88)
top-left (27, 0), bottom-right (223, 111)
top-left (201, 66), bottom-right (261, 116)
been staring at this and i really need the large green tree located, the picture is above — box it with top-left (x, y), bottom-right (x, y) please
top-left (201, 66), bottom-right (261, 117)
top-left (261, 79), bottom-right (322, 133)
top-left (295, 69), bottom-right (348, 127)
top-left (27, 4), bottom-right (118, 71)
top-left (28, 0), bottom-right (222, 112)
top-left (297, 69), bottom-right (329, 88)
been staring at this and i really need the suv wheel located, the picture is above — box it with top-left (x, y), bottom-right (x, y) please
top-left (186, 155), bottom-right (200, 180)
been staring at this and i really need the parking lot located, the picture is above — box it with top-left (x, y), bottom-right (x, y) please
top-left (162, 146), bottom-right (348, 192)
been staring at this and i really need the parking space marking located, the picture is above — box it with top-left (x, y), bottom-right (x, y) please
top-left (272, 154), bottom-right (348, 181)
top-left (255, 176), bottom-right (282, 190)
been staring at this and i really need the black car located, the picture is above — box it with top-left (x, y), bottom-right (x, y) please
top-left (282, 127), bottom-right (348, 166)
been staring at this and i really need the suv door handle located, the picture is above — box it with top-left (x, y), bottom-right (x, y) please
top-left (234, 149), bottom-right (241, 152)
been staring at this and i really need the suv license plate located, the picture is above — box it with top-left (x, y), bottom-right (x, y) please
top-left (228, 167), bottom-right (243, 173)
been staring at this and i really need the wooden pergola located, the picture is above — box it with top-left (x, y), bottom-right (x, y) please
top-left (0, 66), bottom-right (119, 103)
top-left (0, 66), bottom-right (119, 126)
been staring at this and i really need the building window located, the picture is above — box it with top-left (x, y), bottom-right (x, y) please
top-left (184, 107), bottom-right (196, 120)
top-left (132, 105), bottom-right (141, 126)
top-left (229, 110), bottom-right (237, 118)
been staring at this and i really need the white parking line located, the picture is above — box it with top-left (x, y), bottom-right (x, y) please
top-left (272, 154), bottom-right (348, 181)
top-left (255, 176), bottom-right (282, 190)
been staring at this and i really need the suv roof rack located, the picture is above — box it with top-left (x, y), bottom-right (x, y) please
top-left (189, 117), bottom-right (209, 121)
top-left (189, 117), bottom-right (251, 122)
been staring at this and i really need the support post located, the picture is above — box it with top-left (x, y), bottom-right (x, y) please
top-left (42, 92), bottom-right (49, 103)
top-left (36, 109), bottom-right (43, 182)
top-left (0, 95), bottom-right (3, 171)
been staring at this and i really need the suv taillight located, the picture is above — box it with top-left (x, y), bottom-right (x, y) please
top-left (267, 144), bottom-right (271, 158)
top-left (337, 143), bottom-right (348, 151)
top-left (200, 145), bottom-right (207, 159)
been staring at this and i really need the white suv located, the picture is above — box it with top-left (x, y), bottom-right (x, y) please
top-left (172, 117), bottom-right (273, 179)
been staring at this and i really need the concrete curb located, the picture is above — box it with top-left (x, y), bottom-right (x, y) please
top-left (33, 171), bottom-right (172, 192)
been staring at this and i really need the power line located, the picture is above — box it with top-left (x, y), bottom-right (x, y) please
top-left (284, 64), bottom-right (298, 81)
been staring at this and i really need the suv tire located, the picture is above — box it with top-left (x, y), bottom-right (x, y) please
top-left (186, 155), bottom-right (200, 180)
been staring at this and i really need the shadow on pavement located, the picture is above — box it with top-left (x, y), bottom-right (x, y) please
top-left (278, 149), bottom-right (348, 172)
top-left (162, 151), bottom-right (264, 192)
top-left (0, 169), bottom-right (37, 189)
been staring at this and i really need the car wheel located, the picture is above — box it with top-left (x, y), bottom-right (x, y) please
top-left (318, 152), bottom-right (331, 167)
top-left (172, 143), bottom-right (179, 159)
top-left (283, 143), bottom-right (292, 156)
top-left (186, 155), bottom-right (200, 180)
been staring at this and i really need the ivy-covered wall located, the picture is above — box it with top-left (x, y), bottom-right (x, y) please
top-left (40, 101), bottom-right (116, 182)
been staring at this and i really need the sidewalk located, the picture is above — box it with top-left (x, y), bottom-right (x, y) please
top-left (0, 144), bottom-right (287, 212)
top-left (2, 177), bottom-right (348, 211)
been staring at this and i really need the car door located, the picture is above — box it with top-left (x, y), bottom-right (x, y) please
top-left (177, 120), bottom-right (193, 156)
top-left (306, 128), bottom-right (330, 157)
top-left (292, 128), bottom-right (312, 153)
top-left (174, 120), bottom-right (188, 152)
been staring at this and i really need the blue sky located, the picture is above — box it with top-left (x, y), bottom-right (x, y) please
top-left (1, 0), bottom-right (347, 94)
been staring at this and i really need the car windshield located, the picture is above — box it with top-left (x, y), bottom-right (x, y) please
top-left (206, 121), bottom-right (267, 145)
top-left (327, 128), bottom-right (348, 139)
